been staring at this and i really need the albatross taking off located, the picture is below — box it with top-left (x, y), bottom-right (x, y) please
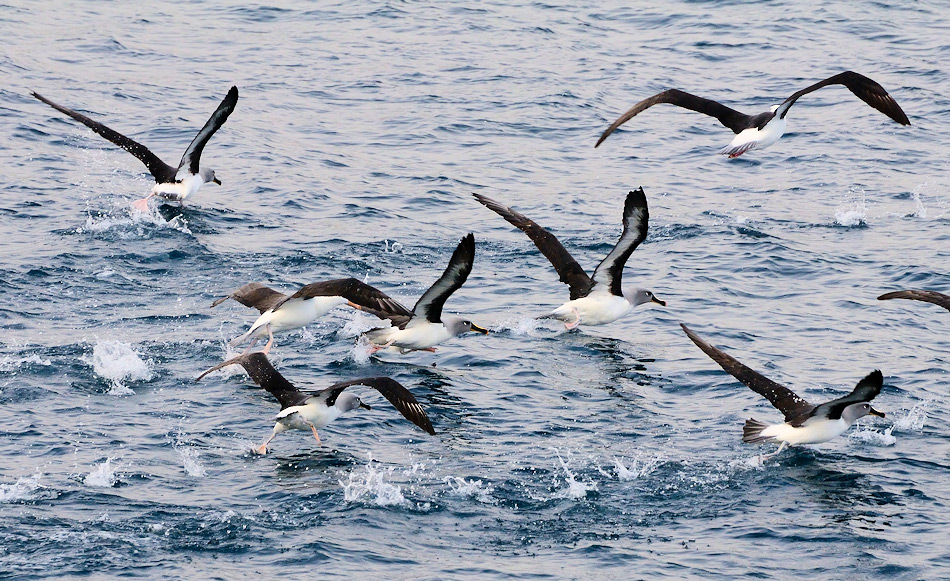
top-left (212, 278), bottom-right (411, 354)
top-left (595, 71), bottom-right (909, 158)
top-left (474, 189), bottom-right (664, 329)
top-left (32, 86), bottom-right (238, 210)
top-left (196, 352), bottom-right (435, 454)
top-left (354, 233), bottom-right (489, 353)
top-left (681, 324), bottom-right (885, 460)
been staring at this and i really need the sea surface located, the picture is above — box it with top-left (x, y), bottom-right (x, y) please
top-left (2, 0), bottom-right (949, 578)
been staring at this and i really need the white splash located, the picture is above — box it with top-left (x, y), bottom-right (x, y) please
top-left (340, 458), bottom-right (407, 506)
top-left (383, 239), bottom-right (404, 253)
top-left (613, 455), bottom-right (662, 481)
top-left (912, 189), bottom-right (928, 219)
top-left (494, 316), bottom-right (544, 337)
top-left (444, 476), bottom-right (495, 504)
top-left (0, 473), bottom-right (43, 503)
top-left (176, 446), bottom-right (207, 477)
top-left (0, 353), bottom-right (52, 372)
top-left (84, 458), bottom-right (118, 487)
top-left (552, 449), bottom-right (596, 499)
top-left (345, 335), bottom-right (374, 365)
top-left (84, 340), bottom-right (153, 394)
top-left (834, 201), bottom-right (867, 227)
top-left (850, 401), bottom-right (928, 447)
top-left (76, 200), bottom-right (192, 237)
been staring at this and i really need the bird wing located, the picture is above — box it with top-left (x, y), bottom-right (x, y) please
top-left (177, 86), bottom-right (239, 174)
top-left (473, 193), bottom-right (592, 300)
top-left (211, 282), bottom-right (287, 314)
top-left (681, 324), bottom-right (814, 422)
top-left (808, 370), bottom-right (883, 422)
top-left (595, 88), bottom-right (753, 147)
top-left (196, 352), bottom-right (305, 409)
top-left (31, 91), bottom-right (177, 183)
top-left (314, 377), bottom-right (435, 435)
top-left (280, 277), bottom-right (413, 317)
top-left (412, 233), bottom-right (476, 323)
top-left (878, 290), bottom-right (950, 312)
top-left (775, 71), bottom-right (910, 125)
top-left (589, 188), bottom-right (649, 297)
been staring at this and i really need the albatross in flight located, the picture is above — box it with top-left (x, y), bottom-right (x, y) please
top-left (878, 290), bottom-right (950, 312)
top-left (474, 188), bottom-right (664, 329)
top-left (197, 352), bottom-right (435, 454)
top-left (32, 86), bottom-right (238, 210)
top-left (212, 278), bottom-right (411, 354)
top-left (595, 71), bottom-right (909, 158)
top-left (681, 324), bottom-right (885, 460)
top-left (353, 233), bottom-right (489, 353)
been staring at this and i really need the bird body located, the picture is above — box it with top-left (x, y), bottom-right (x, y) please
top-left (545, 292), bottom-right (635, 326)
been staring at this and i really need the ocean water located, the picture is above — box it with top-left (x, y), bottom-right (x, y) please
top-left (2, 0), bottom-right (949, 578)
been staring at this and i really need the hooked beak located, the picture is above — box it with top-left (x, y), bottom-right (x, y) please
top-left (470, 323), bottom-right (489, 335)
top-left (212, 177), bottom-right (222, 185)
top-left (868, 407), bottom-right (885, 418)
top-left (359, 401), bottom-right (372, 411)
top-left (652, 296), bottom-right (667, 307)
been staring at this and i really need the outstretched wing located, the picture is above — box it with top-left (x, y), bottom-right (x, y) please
top-left (474, 193), bottom-right (592, 300)
top-left (775, 71), bottom-right (910, 125)
top-left (32, 91), bottom-right (177, 183)
top-left (595, 88), bottom-right (753, 147)
top-left (412, 233), bottom-right (475, 323)
top-left (178, 85), bottom-right (239, 174)
top-left (810, 370), bottom-right (883, 422)
top-left (316, 377), bottom-right (435, 435)
top-left (589, 188), bottom-right (649, 297)
top-left (211, 282), bottom-right (287, 314)
top-left (281, 278), bottom-right (413, 318)
top-left (681, 323), bottom-right (814, 422)
top-left (196, 352), bottom-right (305, 409)
top-left (878, 290), bottom-right (950, 312)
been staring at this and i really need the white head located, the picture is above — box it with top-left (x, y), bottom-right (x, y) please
top-left (336, 392), bottom-right (371, 413)
top-left (841, 402), bottom-right (885, 425)
top-left (443, 315), bottom-right (489, 337)
top-left (623, 288), bottom-right (666, 308)
top-left (199, 167), bottom-right (221, 185)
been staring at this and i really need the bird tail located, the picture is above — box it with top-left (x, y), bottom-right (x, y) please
top-left (742, 418), bottom-right (774, 444)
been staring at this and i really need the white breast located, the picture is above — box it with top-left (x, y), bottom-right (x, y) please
top-left (550, 293), bottom-right (632, 326)
top-left (761, 417), bottom-right (849, 445)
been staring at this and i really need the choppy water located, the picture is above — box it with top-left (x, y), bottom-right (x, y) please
top-left (2, 0), bottom-right (949, 578)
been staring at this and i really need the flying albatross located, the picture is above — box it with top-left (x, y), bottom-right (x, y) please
top-left (353, 233), bottom-right (489, 353)
top-left (681, 324), bottom-right (885, 460)
top-left (474, 189), bottom-right (664, 329)
top-left (197, 352), bottom-right (435, 454)
top-left (212, 278), bottom-right (411, 354)
top-left (878, 290), bottom-right (950, 312)
top-left (595, 71), bottom-right (909, 157)
top-left (32, 86), bottom-right (238, 210)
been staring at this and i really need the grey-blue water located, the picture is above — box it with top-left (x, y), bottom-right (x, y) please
top-left (2, 0), bottom-right (948, 578)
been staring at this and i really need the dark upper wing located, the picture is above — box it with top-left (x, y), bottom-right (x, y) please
top-left (412, 233), bottom-right (475, 323)
top-left (473, 193), bottom-right (592, 300)
top-left (178, 86), bottom-right (239, 174)
top-left (681, 324), bottom-right (814, 422)
top-left (810, 370), bottom-right (883, 422)
top-left (279, 277), bottom-right (413, 317)
top-left (589, 188), bottom-right (649, 297)
top-left (196, 352), bottom-right (305, 409)
top-left (31, 91), bottom-right (177, 183)
top-left (211, 282), bottom-right (287, 314)
top-left (595, 89), bottom-right (753, 147)
top-left (776, 71), bottom-right (910, 125)
top-left (315, 377), bottom-right (435, 435)
top-left (878, 290), bottom-right (950, 312)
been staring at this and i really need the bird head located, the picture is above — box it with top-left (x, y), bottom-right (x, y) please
top-left (444, 315), bottom-right (489, 337)
top-left (843, 402), bottom-right (885, 424)
top-left (337, 393), bottom-right (371, 412)
top-left (624, 288), bottom-right (666, 308)
top-left (200, 168), bottom-right (221, 185)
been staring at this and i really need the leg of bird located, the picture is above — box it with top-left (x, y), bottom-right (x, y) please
top-left (260, 325), bottom-right (275, 355)
top-left (759, 441), bottom-right (788, 463)
top-left (132, 192), bottom-right (156, 212)
top-left (368, 338), bottom-right (395, 354)
top-left (422, 347), bottom-right (437, 352)
top-left (309, 423), bottom-right (322, 445)
top-left (564, 308), bottom-right (581, 330)
top-left (256, 432), bottom-right (277, 455)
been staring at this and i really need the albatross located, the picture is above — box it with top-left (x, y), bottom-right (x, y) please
top-left (353, 233), bottom-right (489, 353)
top-left (212, 278), bottom-right (411, 354)
top-left (878, 290), bottom-right (950, 312)
top-left (197, 352), bottom-right (435, 454)
top-left (681, 323), bottom-right (885, 460)
top-left (595, 71), bottom-right (909, 157)
top-left (32, 86), bottom-right (238, 210)
top-left (474, 188), bottom-right (664, 329)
